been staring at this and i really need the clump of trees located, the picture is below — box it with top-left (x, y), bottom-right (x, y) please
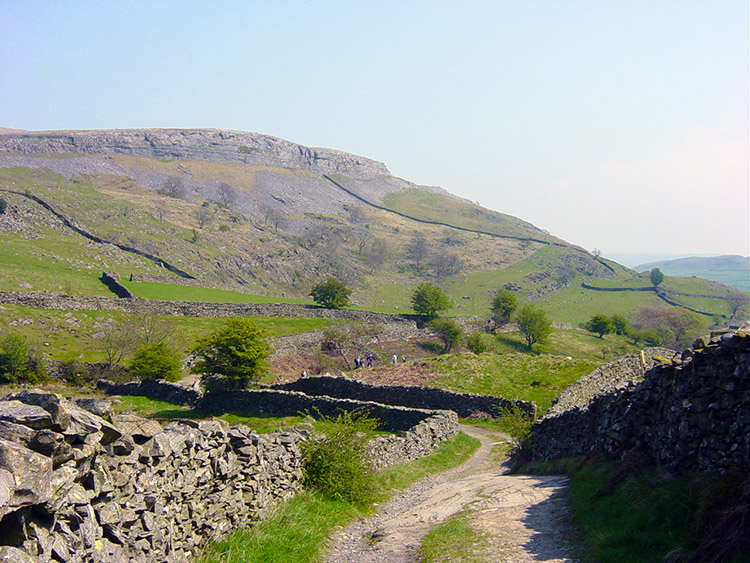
top-left (628, 305), bottom-right (705, 349)
top-left (310, 277), bottom-right (351, 309)
top-left (411, 282), bottom-right (451, 320)
top-left (583, 313), bottom-right (628, 338)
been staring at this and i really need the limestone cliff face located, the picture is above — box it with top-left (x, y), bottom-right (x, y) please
top-left (0, 128), bottom-right (391, 179)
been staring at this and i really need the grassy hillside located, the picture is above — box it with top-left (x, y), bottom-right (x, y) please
top-left (0, 155), bottom-right (744, 327)
top-left (0, 304), bottom-right (344, 362)
top-left (382, 188), bottom-right (561, 242)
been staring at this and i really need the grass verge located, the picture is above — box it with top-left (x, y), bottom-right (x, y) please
top-left (420, 509), bottom-right (489, 563)
top-left (199, 432), bottom-right (480, 563)
top-left (533, 457), bottom-right (750, 563)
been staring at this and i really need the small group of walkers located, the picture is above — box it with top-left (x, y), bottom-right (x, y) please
top-left (353, 354), bottom-right (374, 369)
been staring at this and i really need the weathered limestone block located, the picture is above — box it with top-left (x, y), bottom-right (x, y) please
top-left (113, 414), bottom-right (162, 442)
top-left (0, 439), bottom-right (52, 518)
top-left (0, 401), bottom-right (53, 430)
top-left (1, 390), bottom-right (72, 432)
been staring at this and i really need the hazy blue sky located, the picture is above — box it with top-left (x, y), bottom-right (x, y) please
top-left (1, 1), bottom-right (747, 256)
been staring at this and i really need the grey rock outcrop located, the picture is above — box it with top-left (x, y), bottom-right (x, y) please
top-left (0, 128), bottom-right (390, 180)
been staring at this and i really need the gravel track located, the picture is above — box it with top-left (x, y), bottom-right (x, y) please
top-left (324, 425), bottom-right (579, 563)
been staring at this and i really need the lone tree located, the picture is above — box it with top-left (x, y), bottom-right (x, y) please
top-left (310, 277), bottom-right (351, 309)
top-left (428, 318), bottom-right (462, 353)
top-left (159, 176), bottom-right (187, 199)
top-left (515, 304), bottom-right (553, 349)
top-left (584, 314), bottom-right (615, 338)
top-left (411, 282), bottom-right (451, 320)
top-left (650, 268), bottom-right (665, 287)
top-left (192, 318), bottom-right (271, 383)
top-left (490, 288), bottom-right (518, 327)
top-left (217, 182), bottom-right (238, 208)
top-left (0, 197), bottom-right (7, 215)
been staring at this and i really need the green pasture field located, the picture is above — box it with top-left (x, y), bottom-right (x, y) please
top-left (0, 228), bottom-right (163, 296)
top-left (0, 304), bottom-right (344, 362)
top-left (382, 188), bottom-right (559, 243)
top-left (120, 280), bottom-right (314, 304)
top-left (425, 330), bottom-right (641, 413)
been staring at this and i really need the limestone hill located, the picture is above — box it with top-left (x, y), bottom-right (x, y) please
top-left (0, 127), bottom-right (742, 323)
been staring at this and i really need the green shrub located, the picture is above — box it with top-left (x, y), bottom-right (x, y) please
top-left (0, 332), bottom-right (30, 383)
top-left (310, 277), bottom-right (351, 309)
top-left (0, 197), bottom-right (7, 215)
top-left (192, 318), bottom-right (271, 382)
top-left (129, 341), bottom-right (182, 381)
top-left (218, 224), bottom-right (230, 232)
top-left (0, 332), bottom-right (46, 384)
top-left (302, 410), bottom-right (379, 506)
top-left (465, 332), bottom-right (489, 354)
top-left (427, 318), bottom-right (462, 352)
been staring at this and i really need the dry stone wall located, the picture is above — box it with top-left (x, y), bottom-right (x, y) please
top-left (274, 375), bottom-right (536, 418)
top-left (0, 390), bottom-right (304, 563)
top-left (0, 290), bottom-right (418, 327)
top-left (0, 384), bottom-right (460, 562)
top-left (529, 330), bottom-right (750, 473)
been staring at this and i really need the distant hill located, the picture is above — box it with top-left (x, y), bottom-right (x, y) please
top-left (0, 127), bottom-right (743, 323)
top-left (635, 255), bottom-right (750, 292)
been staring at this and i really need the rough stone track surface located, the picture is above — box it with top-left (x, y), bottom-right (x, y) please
top-left (324, 425), bottom-right (579, 563)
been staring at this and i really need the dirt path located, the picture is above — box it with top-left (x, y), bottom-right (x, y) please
top-left (324, 425), bottom-right (579, 563)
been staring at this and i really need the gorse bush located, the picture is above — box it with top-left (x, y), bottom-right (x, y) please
top-left (302, 410), bottom-right (379, 506)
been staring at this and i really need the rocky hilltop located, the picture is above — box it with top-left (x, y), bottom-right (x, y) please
top-left (0, 128), bottom-right (390, 179)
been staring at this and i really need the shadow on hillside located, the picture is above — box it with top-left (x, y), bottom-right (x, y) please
top-left (494, 335), bottom-right (538, 354)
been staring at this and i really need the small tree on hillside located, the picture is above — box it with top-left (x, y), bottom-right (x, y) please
top-left (726, 289), bottom-right (750, 320)
top-left (491, 288), bottom-right (518, 327)
top-left (192, 318), bottom-right (271, 383)
top-left (194, 206), bottom-right (214, 229)
top-left (428, 318), bottom-right (462, 353)
top-left (310, 277), bottom-right (351, 309)
top-left (159, 176), bottom-right (187, 199)
top-left (0, 197), bottom-right (8, 215)
top-left (515, 304), bottom-right (553, 349)
top-left (650, 268), bottom-right (665, 287)
top-left (584, 314), bottom-right (615, 338)
top-left (406, 232), bottom-right (429, 271)
top-left (611, 314), bottom-right (628, 335)
top-left (411, 282), bottom-right (451, 320)
top-left (217, 182), bottom-right (238, 208)
top-left (129, 341), bottom-right (182, 381)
